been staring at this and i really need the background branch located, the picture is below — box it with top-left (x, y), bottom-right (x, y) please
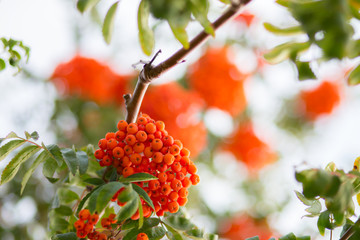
top-left (124, 0), bottom-right (252, 123)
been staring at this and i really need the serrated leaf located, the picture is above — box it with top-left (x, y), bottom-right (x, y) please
top-left (348, 64), bottom-right (360, 85)
top-left (138, 0), bottom-right (154, 56)
top-left (54, 205), bottom-right (73, 216)
top-left (77, 0), bottom-right (100, 13)
top-left (77, 185), bottom-right (103, 215)
top-left (295, 60), bottom-right (316, 81)
top-left (119, 173), bottom-right (157, 183)
top-left (279, 233), bottom-right (296, 240)
top-left (0, 58), bottom-right (5, 71)
top-left (21, 150), bottom-right (48, 194)
top-left (102, 1), bottom-right (119, 44)
top-left (51, 232), bottom-right (77, 240)
top-left (42, 143), bottom-right (63, 166)
top-left (30, 131), bottom-right (39, 140)
top-left (96, 181), bottom-right (124, 213)
top-left (118, 197), bottom-right (139, 221)
top-left (164, 222), bottom-right (184, 240)
top-left (76, 150), bottom-right (88, 175)
top-left (58, 188), bottom-right (79, 204)
top-left (138, 198), bottom-right (144, 229)
top-left (61, 148), bottom-right (79, 175)
top-left (1, 145), bottom-right (40, 185)
top-left (168, 17), bottom-right (189, 49)
top-left (264, 22), bottom-right (302, 36)
top-left (190, 0), bottom-right (214, 36)
top-left (88, 185), bottom-right (103, 213)
top-left (0, 139), bottom-right (26, 162)
top-left (42, 155), bottom-right (58, 178)
top-left (264, 42), bottom-right (310, 64)
top-left (132, 183), bottom-right (155, 210)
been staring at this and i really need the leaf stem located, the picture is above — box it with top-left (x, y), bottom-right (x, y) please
top-left (124, 0), bottom-right (251, 123)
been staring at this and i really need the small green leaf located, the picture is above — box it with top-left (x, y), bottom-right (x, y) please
top-left (132, 183), bottom-right (155, 210)
top-left (279, 233), bottom-right (296, 240)
top-left (1, 145), bottom-right (40, 185)
top-left (0, 139), bottom-right (26, 162)
top-left (77, 0), bottom-right (101, 13)
top-left (0, 58), bottom-right (5, 71)
top-left (164, 222), bottom-right (184, 240)
top-left (295, 60), bottom-right (316, 81)
top-left (30, 131), bottom-right (39, 140)
top-left (77, 185), bottom-right (103, 215)
top-left (50, 217), bottom-right (69, 232)
top-left (317, 211), bottom-right (333, 236)
top-left (76, 150), bottom-right (88, 175)
top-left (21, 150), bottom-right (48, 194)
top-left (168, 17), bottom-right (189, 49)
top-left (264, 42), bottom-right (310, 64)
top-left (138, 0), bottom-right (154, 56)
top-left (143, 226), bottom-right (167, 240)
top-left (6, 132), bottom-right (18, 139)
top-left (118, 197), bottom-right (139, 221)
top-left (61, 148), bottom-right (79, 175)
top-left (119, 173), bottom-right (157, 183)
top-left (58, 188), bottom-right (79, 204)
top-left (138, 198), bottom-right (144, 229)
top-left (185, 228), bottom-right (204, 238)
top-left (102, 1), bottom-right (119, 44)
top-left (348, 64), bottom-right (360, 85)
top-left (88, 185), bottom-right (103, 213)
top-left (51, 232), bottom-right (77, 240)
top-left (164, 215), bottom-right (195, 231)
top-left (25, 131), bottom-right (31, 140)
top-left (264, 22), bottom-right (302, 36)
top-left (190, 0), bottom-right (214, 36)
top-left (295, 190), bottom-right (313, 206)
top-left (42, 143), bottom-right (63, 166)
top-left (204, 233), bottom-right (219, 240)
top-left (54, 205), bottom-right (73, 216)
top-left (122, 218), bottom-right (161, 231)
top-left (42, 156), bottom-right (58, 179)
top-left (96, 181), bottom-right (123, 213)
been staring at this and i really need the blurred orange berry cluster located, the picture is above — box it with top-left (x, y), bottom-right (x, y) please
top-left (222, 122), bottom-right (277, 172)
top-left (219, 214), bottom-right (275, 240)
top-left (94, 114), bottom-right (199, 218)
top-left (297, 81), bottom-right (342, 120)
top-left (187, 47), bottom-right (248, 116)
top-left (234, 11), bottom-right (256, 27)
top-left (141, 82), bottom-right (207, 158)
top-left (51, 56), bottom-right (134, 105)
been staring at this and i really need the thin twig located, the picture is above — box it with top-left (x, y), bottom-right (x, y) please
top-left (340, 217), bottom-right (360, 240)
top-left (124, 0), bottom-right (251, 123)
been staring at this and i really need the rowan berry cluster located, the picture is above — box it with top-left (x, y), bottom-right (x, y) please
top-left (94, 114), bottom-right (200, 217)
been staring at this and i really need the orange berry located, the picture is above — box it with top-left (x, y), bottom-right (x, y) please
top-left (166, 171), bottom-right (175, 181)
top-left (162, 136), bottom-right (174, 146)
top-left (169, 145), bottom-right (181, 155)
top-left (77, 230), bottom-right (87, 238)
top-left (74, 219), bottom-right (85, 230)
top-left (155, 121), bottom-right (165, 131)
top-left (144, 146), bottom-right (154, 158)
top-left (137, 116), bottom-right (148, 125)
top-left (156, 209), bottom-right (164, 216)
top-left (123, 166), bottom-right (135, 177)
top-left (176, 172), bottom-right (185, 180)
top-left (133, 142), bottom-right (145, 153)
top-left (180, 147), bottom-right (190, 157)
top-left (178, 188), bottom-right (188, 198)
top-left (171, 162), bottom-right (182, 172)
top-left (105, 132), bottom-right (116, 140)
top-left (182, 177), bottom-right (192, 188)
top-left (115, 130), bottom-right (126, 141)
top-left (124, 145), bottom-right (133, 155)
top-left (127, 123), bottom-right (138, 134)
top-left (117, 120), bottom-right (128, 131)
top-left (151, 138), bottom-right (163, 151)
top-left (102, 155), bottom-right (113, 166)
top-left (167, 201), bottom-right (179, 213)
top-left (131, 210), bottom-right (140, 220)
top-left (149, 180), bottom-right (160, 190)
top-left (158, 172), bottom-right (167, 183)
top-left (171, 179), bottom-right (183, 192)
top-left (120, 156), bottom-right (131, 167)
top-left (145, 123), bottom-right (157, 134)
top-left (177, 197), bottom-right (187, 206)
top-left (136, 130), bottom-right (147, 142)
top-left (89, 213), bottom-right (99, 224)
top-left (180, 156), bottom-right (190, 166)
top-left (164, 153), bottom-right (175, 165)
top-left (101, 218), bottom-right (111, 228)
top-left (190, 174), bottom-right (200, 185)
top-left (152, 152), bottom-right (164, 163)
top-left (79, 209), bottom-right (91, 221)
top-left (107, 139), bottom-right (118, 149)
top-left (84, 222), bottom-right (94, 233)
top-left (130, 153), bottom-right (142, 165)
top-left (160, 184), bottom-right (172, 195)
top-left (98, 138), bottom-right (107, 149)
top-left (98, 233), bottom-right (107, 240)
top-left (169, 191), bottom-right (179, 201)
top-left (113, 147), bottom-right (124, 158)
top-left (94, 149), bottom-right (105, 159)
top-left (159, 195), bottom-right (168, 205)
top-left (157, 163), bottom-right (168, 172)
top-left (174, 140), bottom-right (183, 149)
top-left (188, 163), bottom-right (197, 174)
top-left (137, 233), bottom-right (149, 240)
top-left (125, 134), bottom-right (137, 145)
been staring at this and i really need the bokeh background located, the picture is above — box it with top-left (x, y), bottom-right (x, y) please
top-left (1, 0), bottom-right (360, 239)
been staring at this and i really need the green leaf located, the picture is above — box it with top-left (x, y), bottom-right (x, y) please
top-left (264, 23), bottom-right (302, 35)
top-left (96, 181), bottom-right (123, 213)
top-left (42, 143), bottom-right (63, 166)
top-left (118, 197), bottom-right (139, 221)
top-left (317, 211), bottom-right (333, 236)
top-left (42, 155), bottom-right (58, 179)
top-left (76, 185), bottom-right (103, 215)
top-left (185, 228), bottom-right (204, 238)
top-left (102, 1), bottom-right (119, 44)
top-left (6, 132), bottom-right (18, 139)
top-left (217, 0), bottom-right (230, 3)
top-left (279, 233), bottom-right (296, 240)
top-left (245, 237), bottom-right (260, 240)
top-left (264, 42), bottom-right (310, 64)
top-left (295, 61), bottom-right (316, 80)
top-left (164, 215), bottom-right (195, 231)
top-left (190, 0), bottom-right (214, 36)
top-left (25, 131), bottom-right (31, 140)
top-left (76, 150), bottom-right (88, 175)
top-left (124, 218), bottom-right (160, 230)
top-left (348, 64), bottom-right (360, 85)
top-left (118, 184), bottom-right (136, 202)
top-left (58, 188), bottom-right (79, 204)
top-left (1, 145), bottom-right (40, 185)
top-left (132, 183), bottom-right (155, 210)
top-left (204, 233), bottom-right (219, 240)
top-left (61, 148), bottom-right (79, 175)
top-left (51, 232), bottom-right (77, 240)
top-left (0, 139), bottom-right (26, 162)
top-left (77, 0), bottom-right (100, 13)
top-left (164, 222), bottom-right (184, 240)
top-left (120, 172), bottom-right (157, 183)
top-left (138, 0), bottom-right (154, 56)
top-left (83, 177), bottom-right (105, 185)
top-left (296, 237), bottom-right (310, 240)
top-left (0, 58), bottom-right (5, 71)
top-left (143, 226), bottom-right (166, 240)
top-left (168, 17), bottom-right (189, 49)
top-left (295, 190), bottom-right (313, 206)
top-left (54, 205), bottom-right (73, 216)
top-left (30, 131), bottom-right (39, 140)
top-left (21, 150), bottom-right (48, 194)
top-left (50, 217), bottom-right (69, 232)
top-left (138, 198), bottom-right (144, 229)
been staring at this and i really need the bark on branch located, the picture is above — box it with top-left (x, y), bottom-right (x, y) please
top-left (125, 0), bottom-right (252, 123)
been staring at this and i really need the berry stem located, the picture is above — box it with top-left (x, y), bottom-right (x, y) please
top-left (124, 0), bottom-right (251, 123)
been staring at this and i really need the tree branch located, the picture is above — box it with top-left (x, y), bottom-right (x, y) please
top-left (124, 0), bottom-right (252, 123)
top-left (340, 217), bottom-right (360, 240)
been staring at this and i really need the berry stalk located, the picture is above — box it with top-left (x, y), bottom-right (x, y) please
top-left (124, 0), bottom-right (252, 123)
